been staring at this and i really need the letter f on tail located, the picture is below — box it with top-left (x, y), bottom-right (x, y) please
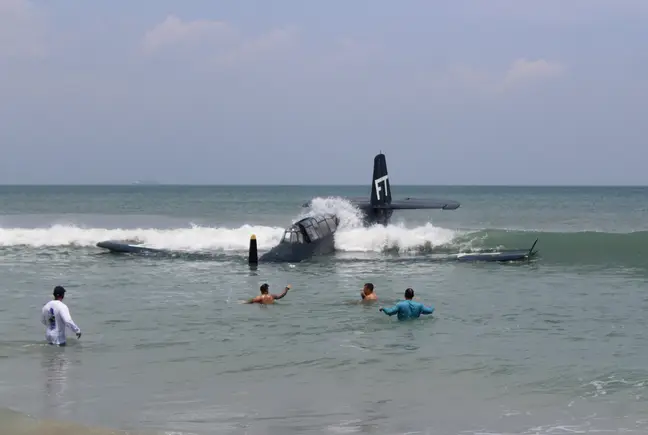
top-left (370, 153), bottom-right (391, 206)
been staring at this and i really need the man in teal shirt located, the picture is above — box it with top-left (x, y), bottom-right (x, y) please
top-left (379, 288), bottom-right (434, 320)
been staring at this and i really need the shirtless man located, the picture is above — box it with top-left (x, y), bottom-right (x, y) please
top-left (246, 283), bottom-right (291, 304)
top-left (360, 283), bottom-right (377, 301)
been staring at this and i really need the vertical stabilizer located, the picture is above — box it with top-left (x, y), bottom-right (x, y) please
top-left (370, 153), bottom-right (392, 207)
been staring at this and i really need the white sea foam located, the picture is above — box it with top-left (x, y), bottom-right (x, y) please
top-left (0, 224), bottom-right (285, 251)
top-left (0, 197), bottom-right (463, 253)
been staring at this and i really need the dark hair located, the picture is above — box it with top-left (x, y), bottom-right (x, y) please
top-left (53, 286), bottom-right (66, 298)
top-left (260, 283), bottom-right (269, 293)
top-left (404, 288), bottom-right (414, 299)
top-left (364, 283), bottom-right (374, 291)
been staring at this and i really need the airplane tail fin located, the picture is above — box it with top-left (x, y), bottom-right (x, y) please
top-left (301, 152), bottom-right (459, 225)
top-left (370, 153), bottom-right (392, 207)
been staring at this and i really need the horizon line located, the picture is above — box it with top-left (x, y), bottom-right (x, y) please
top-left (0, 183), bottom-right (647, 188)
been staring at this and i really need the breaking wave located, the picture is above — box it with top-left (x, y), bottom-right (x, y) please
top-left (0, 223), bottom-right (287, 252)
top-left (0, 198), bottom-right (455, 252)
top-left (1, 196), bottom-right (647, 269)
top-left (0, 197), bottom-right (462, 254)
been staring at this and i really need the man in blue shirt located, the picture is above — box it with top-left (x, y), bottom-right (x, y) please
top-left (379, 288), bottom-right (434, 320)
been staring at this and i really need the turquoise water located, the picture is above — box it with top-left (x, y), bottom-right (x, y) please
top-left (0, 185), bottom-right (647, 434)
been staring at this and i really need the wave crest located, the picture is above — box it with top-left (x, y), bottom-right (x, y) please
top-left (0, 197), bottom-right (461, 254)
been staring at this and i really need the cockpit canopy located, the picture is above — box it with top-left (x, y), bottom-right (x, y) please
top-left (280, 214), bottom-right (339, 245)
top-left (281, 225), bottom-right (305, 244)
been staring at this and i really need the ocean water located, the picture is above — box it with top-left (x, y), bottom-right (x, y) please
top-left (1, 185), bottom-right (647, 435)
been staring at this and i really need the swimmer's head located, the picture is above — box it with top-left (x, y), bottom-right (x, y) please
top-left (53, 286), bottom-right (66, 300)
top-left (363, 283), bottom-right (374, 295)
top-left (260, 283), bottom-right (269, 294)
top-left (404, 288), bottom-right (414, 300)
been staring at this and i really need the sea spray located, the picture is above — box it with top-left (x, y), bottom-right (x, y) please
top-left (0, 197), bottom-right (463, 255)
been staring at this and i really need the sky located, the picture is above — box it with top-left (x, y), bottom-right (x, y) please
top-left (1, 0), bottom-right (647, 185)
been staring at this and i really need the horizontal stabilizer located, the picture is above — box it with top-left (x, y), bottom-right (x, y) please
top-left (349, 197), bottom-right (460, 210)
top-left (375, 198), bottom-right (460, 210)
top-left (302, 197), bottom-right (460, 210)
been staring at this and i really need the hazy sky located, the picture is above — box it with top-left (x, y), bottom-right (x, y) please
top-left (1, 0), bottom-right (647, 185)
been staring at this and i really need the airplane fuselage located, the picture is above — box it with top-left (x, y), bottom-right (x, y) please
top-left (357, 205), bottom-right (394, 226)
top-left (251, 214), bottom-right (340, 264)
top-left (259, 232), bottom-right (335, 263)
top-left (249, 152), bottom-right (461, 264)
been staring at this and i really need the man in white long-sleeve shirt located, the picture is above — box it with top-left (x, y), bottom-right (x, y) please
top-left (41, 286), bottom-right (81, 346)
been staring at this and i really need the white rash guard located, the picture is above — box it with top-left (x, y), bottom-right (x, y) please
top-left (41, 300), bottom-right (81, 345)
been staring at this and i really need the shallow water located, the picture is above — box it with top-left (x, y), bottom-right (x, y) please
top-left (1, 185), bottom-right (647, 434)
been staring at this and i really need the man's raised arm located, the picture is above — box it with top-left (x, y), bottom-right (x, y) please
top-left (272, 285), bottom-right (291, 300)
